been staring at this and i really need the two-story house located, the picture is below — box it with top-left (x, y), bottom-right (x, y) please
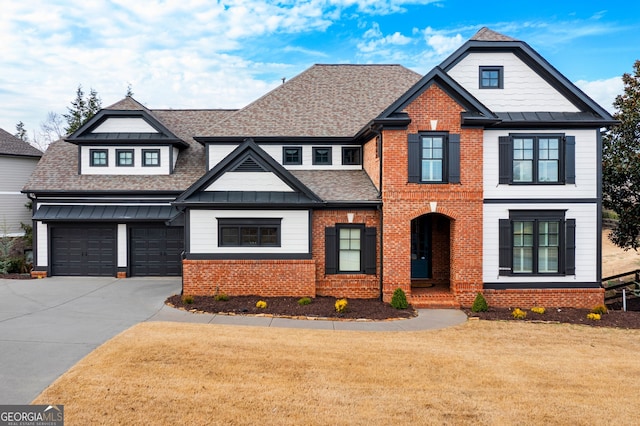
top-left (24, 28), bottom-right (616, 308)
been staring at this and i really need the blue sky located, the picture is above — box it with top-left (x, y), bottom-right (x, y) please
top-left (1, 0), bottom-right (638, 145)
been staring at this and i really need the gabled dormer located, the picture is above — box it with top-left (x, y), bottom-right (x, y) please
top-left (66, 109), bottom-right (189, 176)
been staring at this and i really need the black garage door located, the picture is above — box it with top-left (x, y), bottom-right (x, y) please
top-left (130, 226), bottom-right (184, 276)
top-left (51, 225), bottom-right (116, 276)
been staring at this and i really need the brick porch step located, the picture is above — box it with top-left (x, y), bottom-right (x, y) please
top-left (410, 287), bottom-right (461, 309)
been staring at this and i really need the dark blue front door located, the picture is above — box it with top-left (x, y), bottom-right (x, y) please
top-left (411, 216), bottom-right (432, 279)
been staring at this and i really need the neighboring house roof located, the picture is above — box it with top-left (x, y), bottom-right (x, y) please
top-left (202, 64), bottom-right (422, 139)
top-left (0, 128), bottom-right (43, 157)
top-left (471, 27), bottom-right (517, 42)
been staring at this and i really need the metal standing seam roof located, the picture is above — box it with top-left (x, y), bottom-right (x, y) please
top-left (33, 204), bottom-right (180, 221)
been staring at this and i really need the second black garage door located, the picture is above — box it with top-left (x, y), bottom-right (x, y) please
top-left (50, 225), bottom-right (116, 276)
top-left (130, 225), bottom-right (184, 276)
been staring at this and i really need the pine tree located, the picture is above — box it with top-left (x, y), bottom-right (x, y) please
top-left (63, 85), bottom-right (102, 134)
top-left (603, 60), bottom-right (640, 250)
top-left (15, 121), bottom-right (28, 142)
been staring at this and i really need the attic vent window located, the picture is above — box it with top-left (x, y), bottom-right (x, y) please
top-left (233, 156), bottom-right (266, 172)
top-left (479, 66), bottom-right (503, 89)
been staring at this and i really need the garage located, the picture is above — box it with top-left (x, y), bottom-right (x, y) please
top-left (130, 225), bottom-right (184, 276)
top-left (50, 225), bottom-right (116, 276)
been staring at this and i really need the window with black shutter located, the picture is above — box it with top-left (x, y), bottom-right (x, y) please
top-left (325, 225), bottom-right (376, 274)
top-left (407, 132), bottom-right (460, 184)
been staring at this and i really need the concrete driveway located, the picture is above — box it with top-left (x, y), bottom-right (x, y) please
top-left (0, 276), bottom-right (181, 404)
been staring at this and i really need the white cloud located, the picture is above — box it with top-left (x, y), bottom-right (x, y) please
top-left (575, 77), bottom-right (623, 114)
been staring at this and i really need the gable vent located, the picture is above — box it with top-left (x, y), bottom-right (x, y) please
top-left (232, 156), bottom-right (267, 172)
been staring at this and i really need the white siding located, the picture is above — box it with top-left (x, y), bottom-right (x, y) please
top-left (483, 203), bottom-right (598, 283)
top-left (0, 156), bottom-right (39, 235)
top-left (205, 172), bottom-right (294, 192)
top-left (207, 144), bottom-right (363, 171)
top-left (80, 146), bottom-right (171, 175)
top-left (189, 209), bottom-right (309, 254)
top-left (483, 129), bottom-right (598, 199)
top-left (448, 52), bottom-right (579, 112)
top-left (93, 118), bottom-right (158, 133)
top-left (36, 221), bottom-right (48, 267)
top-left (117, 224), bottom-right (127, 268)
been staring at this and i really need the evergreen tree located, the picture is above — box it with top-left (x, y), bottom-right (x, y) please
top-left (15, 121), bottom-right (28, 142)
top-left (63, 85), bottom-right (102, 134)
top-left (603, 60), bottom-right (640, 250)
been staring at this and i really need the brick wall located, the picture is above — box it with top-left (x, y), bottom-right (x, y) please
top-left (380, 84), bottom-right (484, 303)
top-left (363, 135), bottom-right (380, 191)
top-left (182, 259), bottom-right (316, 297)
top-left (482, 288), bottom-right (605, 309)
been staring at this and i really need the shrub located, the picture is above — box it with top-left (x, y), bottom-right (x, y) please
top-left (256, 300), bottom-right (267, 309)
top-left (511, 308), bottom-right (527, 319)
top-left (587, 313), bottom-right (601, 321)
top-left (335, 298), bottom-right (348, 313)
top-left (181, 295), bottom-right (194, 304)
top-left (471, 292), bottom-right (488, 312)
top-left (214, 293), bottom-right (229, 302)
top-left (531, 307), bottom-right (546, 315)
top-left (297, 297), bottom-right (312, 306)
top-left (390, 288), bottom-right (409, 309)
top-left (591, 304), bottom-right (608, 315)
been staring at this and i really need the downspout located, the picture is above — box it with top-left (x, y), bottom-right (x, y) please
top-left (375, 128), bottom-right (384, 301)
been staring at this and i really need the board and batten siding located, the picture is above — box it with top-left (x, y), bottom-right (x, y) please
top-left (484, 129), bottom-right (598, 200)
top-left (447, 52), bottom-right (579, 112)
top-left (205, 172), bottom-right (294, 192)
top-left (93, 117), bottom-right (158, 133)
top-left (36, 221), bottom-right (48, 267)
top-left (189, 210), bottom-right (309, 254)
top-left (0, 156), bottom-right (40, 235)
top-left (117, 224), bottom-right (127, 268)
top-left (483, 203), bottom-right (597, 283)
top-left (80, 145), bottom-right (171, 175)
top-left (208, 144), bottom-right (363, 171)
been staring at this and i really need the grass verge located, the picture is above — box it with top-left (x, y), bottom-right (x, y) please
top-left (34, 321), bottom-right (640, 425)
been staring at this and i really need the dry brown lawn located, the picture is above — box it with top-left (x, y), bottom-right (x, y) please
top-left (34, 321), bottom-right (640, 425)
top-left (602, 229), bottom-right (640, 277)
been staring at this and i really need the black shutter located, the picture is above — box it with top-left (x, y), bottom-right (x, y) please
top-left (448, 133), bottom-right (460, 184)
top-left (325, 227), bottom-right (337, 274)
top-left (364, 227), bottom-right (377, 275)
top-left (498, 136), bottom-right (511, 184)
top-left (408, 133), bottom-right (420, 183)
top-left (565, 219), bottom-right (576, 275)
top-left (565, 136), bottom-right (575, 184)
top-left (499, 219), bottom-right (511, 276)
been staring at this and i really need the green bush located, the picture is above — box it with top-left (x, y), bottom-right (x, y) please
top-left (591, 304), bottom-right (608, 315)
top-left (181, 295), bottom-right (194, 304)
top-left (214, 293), bottom-right (229, 302)
top-left (471, 292), bottom-right (488, 312)
top-left (390, 288), bottom-right (409, 309)
top-left (297, 297), bottom-right (312, 306)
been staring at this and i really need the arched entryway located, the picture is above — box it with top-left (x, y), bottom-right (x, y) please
top-left (410, 213), bottom-right (451, 290)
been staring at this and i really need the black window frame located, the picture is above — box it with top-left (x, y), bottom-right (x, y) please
top-left (116, 149), bottom-right (135, 167)
top-left (499, 210), bottom-right (575, 277)
top-left (408, 132), bottom-right (460, 184)
top-left (499, 134), bottom-right (574, 185)
top-left (218, 218), bottom-right (282, 247)
top-left (342, 146), bottom-right (362, 166)
top-left (90, 149), bottom-right (108, 167)
top-left (282, 146), bottom-right (302, 165)
top-left (325, 225), bottom-right (376, 275)
top-left (142, 149), bottom-right (161, 167)
top-left (312, 147), bottom-right (332, 165)
top-left (479, 66), bottom-right (503, 89)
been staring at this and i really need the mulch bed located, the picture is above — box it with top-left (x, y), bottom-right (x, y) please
top-left (166, 295), bottom-right (417, 321)
top-left (168, 294), bottom-right (640, 328)
top-left (0, 273), bottom-right (33, 279)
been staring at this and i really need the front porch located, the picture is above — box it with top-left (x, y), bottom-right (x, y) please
top-left (410, 280), bottom-right (460, 309)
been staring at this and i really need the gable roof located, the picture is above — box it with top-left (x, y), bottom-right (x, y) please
top-left (174, 138), bottom-right (322, 206)
top-left (201, 64), bottom-right (422, 139)
top-left (440, 27), bottom-right (617, 125)
top-left (0, 128), bottom-right (42, 157)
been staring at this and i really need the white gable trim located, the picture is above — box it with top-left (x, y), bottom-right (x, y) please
top-left (205, 171), bottom-right (294, 192)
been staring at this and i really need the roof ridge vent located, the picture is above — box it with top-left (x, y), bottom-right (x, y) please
top-left (232, 155), bottom-right (267, 172)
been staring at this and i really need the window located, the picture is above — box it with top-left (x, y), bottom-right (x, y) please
top-left (90, 149), bottom-right (108, 167)
top-left (282, 147), bottom-right (302, 165)
top-left (499, 134), bottom-right (574, 185)
top-left (342, 147), bottom-right (361, 165)
top-left (479, 66), bottom-right (503, 89)
top-left (408, 133), bottom-right (460, 184)
top-left (325, 225), bottom-right (376, 274)
top-left (142, 149), bottom-right (160, 167)
top-left (116, 149), bottom-right (134, 167)
top-left (218, 218), bottom-right (281, 247)
top-left (499, 211), bottom-right (575, 276)
top-left (312, 147), bottom-right (332, 165)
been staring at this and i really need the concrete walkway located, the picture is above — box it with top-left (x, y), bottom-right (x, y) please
top-left (0, 276), bottom-right (467, 404)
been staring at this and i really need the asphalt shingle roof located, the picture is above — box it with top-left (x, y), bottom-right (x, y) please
top-left (470, 27), bottom-right (517, 42)
top-left (0, 128), bottom-right (43, 157)
top-left (291, 170), bottom-right (379, 202)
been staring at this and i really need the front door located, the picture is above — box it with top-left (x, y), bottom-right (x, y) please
top-left (411, 215), bottom-right (432, 279)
